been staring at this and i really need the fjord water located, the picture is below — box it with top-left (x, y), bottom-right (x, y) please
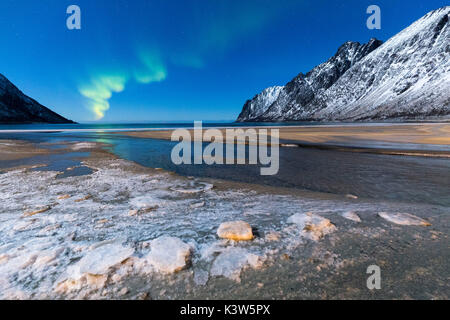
top-left (1, 122), bottom-right (449, 207)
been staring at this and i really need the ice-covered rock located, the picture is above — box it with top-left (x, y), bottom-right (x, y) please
top-left (145, 236), bottom-right (192, 273)
top-left (217, 221), bottom-right (254, 241)
top-left (341, 211), bottom-right (361, 223)
top-left (210, 247), bottom-right (264, 282)
top-left (288, 212), bottom-right (337, 241)
top-left (378, 212), bottom-right (431, 226)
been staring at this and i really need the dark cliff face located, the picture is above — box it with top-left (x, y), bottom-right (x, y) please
top-left (237, 6), bottom-right (450, 122)
top-left (0, 74), bottom-right (75, 124)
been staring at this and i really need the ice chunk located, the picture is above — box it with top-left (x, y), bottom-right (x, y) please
top-left (23, 206), bottom-right (51, 217)
top-left (341, 211), bottom-right (361, 222)
top-left (210, 247), bottom-right (263, 282)
top-left (288, 212), bottom-right (337, 241)
top-left (378, 212), bottom-right (431, 226)
top-left (217, 221), bottom-right (254, 241)
top-left (71, 242), bottom-right (134, 277)
top-left (145, 236), bottom-right (192, 273)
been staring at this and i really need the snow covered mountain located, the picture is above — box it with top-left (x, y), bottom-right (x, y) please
top-left (0, 74), bottom-right (74, 124)
top-left (237, 6), bottom-right (450, 122)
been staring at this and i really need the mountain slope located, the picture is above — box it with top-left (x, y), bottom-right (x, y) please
top-left (237, 6), bottom-right (450, 122)
top-left (0, 74), bottom-right (74, 124)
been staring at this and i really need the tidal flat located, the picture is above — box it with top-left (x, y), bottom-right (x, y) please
top-left (0, 137), bottom-right (448, 299)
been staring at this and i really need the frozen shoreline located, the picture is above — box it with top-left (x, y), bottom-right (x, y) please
top-left (0, 140), bottom-right (448, 299)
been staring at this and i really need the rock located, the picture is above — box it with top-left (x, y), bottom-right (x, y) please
top-left (145, 236), bottom-right (192, 273)
top-left (23, 206), bottom-right (50, 217)
top-left (378, 212), bottom-right (431, 226)
top-left (341, 211), bottom-right (361, 222)
top-left (288, 212), bottom-right (337, 241)
top-left (217, 221), bottom-right (254, 241)
top-left (210, 247), bottom-right (263, 282)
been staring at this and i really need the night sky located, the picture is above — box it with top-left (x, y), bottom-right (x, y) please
top-left (0, 0), bottom-right (447, 122)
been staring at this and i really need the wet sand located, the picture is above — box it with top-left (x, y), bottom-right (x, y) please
top-left (0, 140), bottom-right (49, 160)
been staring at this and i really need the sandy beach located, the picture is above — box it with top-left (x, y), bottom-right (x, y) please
top-left (114, 123), bottom-right (450, 157)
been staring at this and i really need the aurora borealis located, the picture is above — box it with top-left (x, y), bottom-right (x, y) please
top-left (0, 0), bottom-right (446, 122)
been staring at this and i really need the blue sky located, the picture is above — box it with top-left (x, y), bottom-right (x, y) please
top-left (0, 0), bottom-right (447, 122)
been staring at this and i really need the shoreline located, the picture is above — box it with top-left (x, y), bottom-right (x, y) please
top-left (113, 122), bottom-right (450, 158)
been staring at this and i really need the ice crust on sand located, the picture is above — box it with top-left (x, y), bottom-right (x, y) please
top-left (378, 212), bottom-right (431, 226)
top-left (71, 142), bottom-right (98, 150)
top-left (0, 155), bottom-right (441, 298)
top-left (210, 247), bottom-right (264, 282)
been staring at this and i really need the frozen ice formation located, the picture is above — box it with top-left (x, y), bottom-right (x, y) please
top-left (210, 247), bottom-right (264, 282)
top-left (56, 242), bottom-right (134, 293)
top-left (145, 236), bottom-right (192, 273)
top-left (378, 212), bottom-right (431, 226)
top-left (170, 181), bottom-right (214, 194)
top-left (0, 73), bottom-right (74, 123)
top-left (0, 155), bottom-right (439, 298)
top-left (288, 212), bottom-right (337, 241)
top-left (217, 221), bottom-right (254, 241)
top-left (341, 211), bottom-right (361, 223)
